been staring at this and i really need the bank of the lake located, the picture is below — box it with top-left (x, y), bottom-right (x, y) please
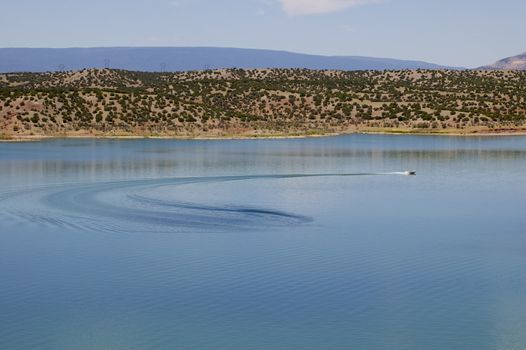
top-left (2, 69), bottom-right (525, 140)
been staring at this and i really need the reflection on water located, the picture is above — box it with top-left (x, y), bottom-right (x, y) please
top-left (0, 135), bottom-right (525, 350)
top-left (2, 136), bottom-right (526, 186)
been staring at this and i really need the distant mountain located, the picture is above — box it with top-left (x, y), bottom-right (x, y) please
top-left (0, 47), bottom-right (460, 73)
top-left (478, 52), bottom-right (526, 70)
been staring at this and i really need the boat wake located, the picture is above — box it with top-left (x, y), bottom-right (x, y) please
top-left (0, 172), bottom-right (413, 233)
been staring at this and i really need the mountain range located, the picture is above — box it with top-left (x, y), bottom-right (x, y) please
top-left (478, 52), bottom-right (526, 70)
top-left (1, 47), bottom-right (525, 73)
top-left (0, 47), bottom-right (461, 73)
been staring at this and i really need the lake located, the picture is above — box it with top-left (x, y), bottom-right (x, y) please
top-left (1, 135), bottom-right (525, 350)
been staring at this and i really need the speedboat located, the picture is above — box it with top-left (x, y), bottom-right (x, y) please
top-left (405, 171), bottom-right (416, 176)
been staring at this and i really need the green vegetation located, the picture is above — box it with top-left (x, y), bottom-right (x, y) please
top-left (0, 133), bottom-right (12, 140)
top-left (1, 68), bottom-right (525, 137)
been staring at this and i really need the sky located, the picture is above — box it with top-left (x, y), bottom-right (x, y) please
top-left (1, 0), bottom-right (525, 68)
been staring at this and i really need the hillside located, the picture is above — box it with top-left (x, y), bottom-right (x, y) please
top-left (1, 68), bottom-right (525, 139)
top-left (479, 52), bottom-right (526, 71)
top-left (0, 47), bottom-right (460, 73)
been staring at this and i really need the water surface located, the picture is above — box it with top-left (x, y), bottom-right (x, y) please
top-left (1, 135), bottom-right (525, 350)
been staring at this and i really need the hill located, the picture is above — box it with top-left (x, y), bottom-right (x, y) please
top-left (1, 68), bottom-right (525, 139)
top-left (479, 52), bottom-right (526, 70)
top-left (0, 47), bottom-right (461, 73)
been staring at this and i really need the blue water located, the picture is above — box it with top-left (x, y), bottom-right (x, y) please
top-left (1, 135), bottom-right (525, 350)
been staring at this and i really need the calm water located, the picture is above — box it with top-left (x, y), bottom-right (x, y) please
top-left (0, 135), bottom-right (525, 350)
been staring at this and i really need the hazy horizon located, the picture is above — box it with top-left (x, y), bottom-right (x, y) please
top-left (0, 45), bottom-right (468, 68)
top-left (1, 0), bottom-right (524, 68)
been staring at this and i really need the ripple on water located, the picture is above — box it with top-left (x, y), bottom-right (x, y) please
top-left (0, 176), bottom-right (314, 234)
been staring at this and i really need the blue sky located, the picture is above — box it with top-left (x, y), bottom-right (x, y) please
top-left (1, 0), bottom-right (524, 67)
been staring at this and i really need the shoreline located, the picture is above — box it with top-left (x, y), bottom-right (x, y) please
top-left (2, 128), bottom-right (526, 142)
top-left (3, 68), bottom-right (525, 143)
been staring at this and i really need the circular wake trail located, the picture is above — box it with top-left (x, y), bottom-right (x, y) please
top-left (0, 172), bottom-right (412, 233)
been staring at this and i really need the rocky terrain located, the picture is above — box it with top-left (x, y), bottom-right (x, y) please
top-left (1, 68), bottom-right (525, 139)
